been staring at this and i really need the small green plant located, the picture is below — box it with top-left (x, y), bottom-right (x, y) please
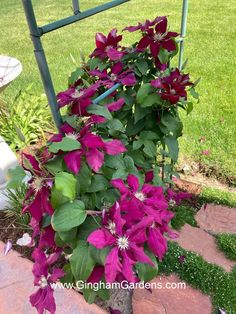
top-left (171, 205), bottom-right (197, 230)
top-left (199, 187), bottom-right (236, 208)
top-left (3, 184), bottom-right (30, 226)
top-left (0, 84), bottom-right (54, 150)
top-left (216, 233), bottom-right (236, 261)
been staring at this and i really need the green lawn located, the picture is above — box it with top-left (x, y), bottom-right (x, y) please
top-left (1, 0), bottom-right (236, 183)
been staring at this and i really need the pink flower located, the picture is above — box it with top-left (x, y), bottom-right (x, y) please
top-left (57, 85), bottom-right (98, 116)
top-left (125, 16), bottom-right (178, 68)
top-left (30, 248), bottom-right (64, 314)
top-left (90, 29), bottom-right (124, 61)
top-left (151, 69), bottom-right (193, 105)
top-left (49, 125), bottom-right (127, 174)
top-left (22, 154), bottom-right (53, 222)
top-left (167, 189), bottom-right (192, 207)
top-left (123, 16), bottom-right (163, 32)
top-left (88, 202), bottom-right (154, 283)
top-left (90, 62), bottom-right (136, 88)
top-left (201, 150), bottom-right (210, 155)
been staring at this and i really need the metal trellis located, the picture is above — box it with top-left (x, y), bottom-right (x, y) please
top-left (22, 0), bottom-right (188, 130)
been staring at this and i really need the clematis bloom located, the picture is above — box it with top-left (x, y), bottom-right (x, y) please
top-left (90, 29), bottom-right (124, 61)
top-left (88, 202), bottom-right (154, 283)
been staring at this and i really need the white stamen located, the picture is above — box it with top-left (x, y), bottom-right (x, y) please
top-left (39, 276), bottom-right (48, 288)
top-left (33, 177), bottom-right (43, 192)
top-left (110, 73), bottom-right (117, 81)
top-left (169, 199), bottom-right (176, 207)
top-left (65, 132), bottom-right (79, 140)
top-left (107, 221), bottom-right (116, 235)
top-left (134, 191), bottom-right (146, 202)
top-left (117, 236), bottom-right (129, 250)
top-left (71, 90), bottom-right (83, 99)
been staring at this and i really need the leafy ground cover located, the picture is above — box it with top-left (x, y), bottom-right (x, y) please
top-left (0, 0), bottom-right (236, 183)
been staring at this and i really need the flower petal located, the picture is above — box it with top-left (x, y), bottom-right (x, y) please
top-left (127, 174), bottom-right (139, 193)
top-left (105, 247), bottom-right (121, 283)
top-left (87, 229), bottom-right (115, 249)
top-left (104, 140), bottom-right (127, 155)
top-left (147, 228), bottom-right (167, 260)
top-left (64, 150), bottom-right (82, 174)
top-left (86, 148), bottom-right (104, 172)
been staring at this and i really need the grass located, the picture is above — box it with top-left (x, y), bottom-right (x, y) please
top-left (199, 187), bottom-right (236, 208)
top-left (160, 241), bottom-right (236, 313)
top-left (216, 234), bottom-right (236, 261)
top-left (1, 0), bottom-right (236, 182)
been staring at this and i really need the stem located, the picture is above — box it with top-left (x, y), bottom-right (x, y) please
top-left (86, 210), bottom-right (103, 216)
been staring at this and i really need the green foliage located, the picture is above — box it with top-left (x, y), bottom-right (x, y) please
top-left (160, 241), bottom-right (236, 313)
top-left (54, 172), bottom-right (77, 201)
top-left (6, 165), bottom-right (26, 189)
top-left (216, 233), bottom-right (236, 261)
top-left (0, 85), bottom-right (53, 150)
top-left (2, 184), bottom-right (30, 226)
top-left (171, 205), bottom-right (197, 230)
top-left (199, 187), bottom-right (236, 208)
top-left (48, 137), bottom-right (81, 153)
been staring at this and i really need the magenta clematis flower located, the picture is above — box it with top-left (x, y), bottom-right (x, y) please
top-left (90, 29), bottom-right (124, 61)
top-left (111, 174), bottom-right (168, 216)
top-left (123, 16), bottom-right (164, 33)
top-left (57, 84), bottom-right (98, 116)
top-left (151, 69), bottom-right (193, 104)
top-left (22, 154), bottom-right (53, 222)
top-left (88, 202), bottom-right (154, 283)
top-left (90, 62), bottom-right (136, 88)
top-left (137, 17), bottom-right (178, 57)
top-left (30, 248), bottom-right (64, 314)
top-left (167, 189), bottom-right (192, 207)
top-left (49, 125), bottom-right (127, 174)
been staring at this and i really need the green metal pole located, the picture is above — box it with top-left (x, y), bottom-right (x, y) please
top-left (178, 0), bottom-right (189, 70)
top-left (22, 0), bottom-right (62, 130)
top-left (72, 0), bottom-right (80, 15)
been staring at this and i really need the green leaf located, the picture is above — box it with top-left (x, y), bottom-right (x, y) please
top-left (140, 131), bottom-right (159, 140)
top-left (51, 187), bottom-right (70, 208)
top-left (7, 165), bottom-right (26, 188)
top-left (143, 140), bottom-right (157, 158)
top-left (134, 105), bottom-right (150, 123)
top-left (87, 104), bottom-right (112, 120)
top-left (52, 200), bottom-right (86, 232)
top-left (78, 216), bottom-right (102, 241)
top-left (133, 140), bottom-right (143, 150)
top-left (136, 83), bottom-right (152, 104)
top-left (126, 117), bottom-right (144, 136)
top-left (105, 155), bottom-right (125, 169)
top-left (135, 250), bottom-right (158, 282)
top-left (140, 93), bottom-right (161, 107)
top-left (108, 118), bottom-right (125, 135)
top-left (136, 59), bottom-right (149, 75)
top-left (46, 156), bottom-right (64, 174)
top-left (70, 240), bottom-right (95, 281)
top-left (89, 245), bottom-right (110, 265)
top-left (48, 137), bottom-right (81, 153)
top-left (160, 113), bottom-right (183, 137)
top-left (87, 175), bottom-right (109, 193)
top-left (76, 163), bottom-right (91, 194)
top-left (58, 228), bottom-right (77, 245)
top-left (164, 135), bottom-right (179, 162)
top-left (158, 47), bottom-right (170, 64)
top-left (68, 68), bottom-right (85, 85)
top-left (55, 172), bottom-right (77, 200)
